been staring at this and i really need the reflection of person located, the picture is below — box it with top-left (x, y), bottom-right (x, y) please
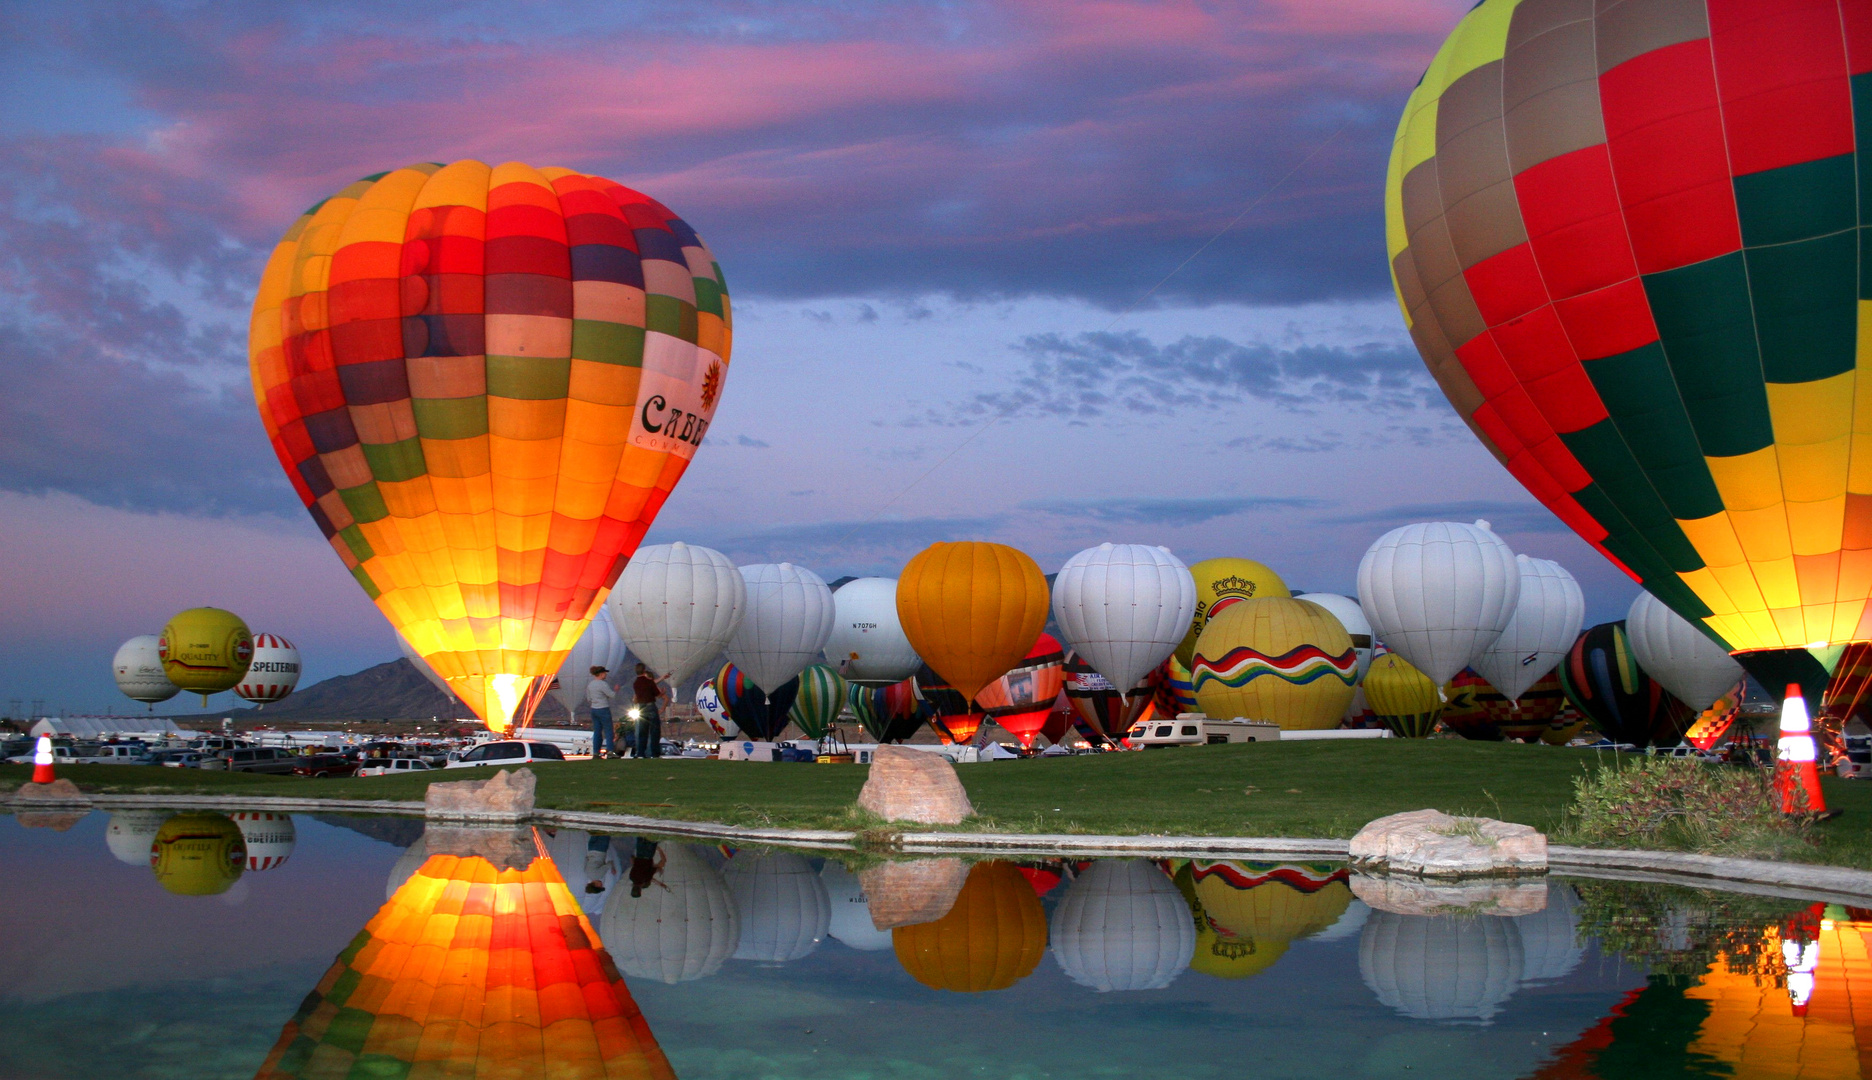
top-left (587, 667), bottom-right (617, 759)
top-left (632, 663), bottom-right (668, 759)
top-left (628, 837), bottom-right (664, 898)
top-left (583, 834), bottom-right (613, 894)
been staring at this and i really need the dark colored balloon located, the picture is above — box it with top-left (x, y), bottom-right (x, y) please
top-left (849, 678), bottom-right (924, 743)
top-left (1063, 651), bottom-right (1155, 744)
top-left (913, 663), bottom-right (985, 745)
top-left (1558, 622), bottom-right (1693, 749)
top-left (716, 662), bottom-right (799, 741)
top-left (1438, 670), bottom-right (1505, 742)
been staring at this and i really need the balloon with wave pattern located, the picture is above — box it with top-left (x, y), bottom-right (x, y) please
top-left (715, 661), bottom-right (799, 741)
top-left (1190, 598), bottom-right (1356, 730)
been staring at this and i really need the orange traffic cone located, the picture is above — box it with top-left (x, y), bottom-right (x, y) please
top-left (30, 735), bottom-right (56, 785)
top-left (1774, 684), bottom-right (1827, 815)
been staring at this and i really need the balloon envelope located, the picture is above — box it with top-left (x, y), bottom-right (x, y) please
top-left (974, 633), bottom-right (1066, 748)
top-left (1362, 653), bottom-right (1441, 739)
top-left (1063, 651), bottom-right (1155, 743)
top-left (1470, 556), bottom-right (1584, 705)
top-left (1360, 911), bottom-right (1524, 1022)
top-left (1052, 544), bottom-right (1197, 695)
top-left (821, 862), bottom-right (894, 952)
top-left (715, 662), bottom-right (798, 741)
top-left (113, 636), bottom-right (178, 706)
top-left (787, 663), bottom-right (849, 740)
top-left (159, 608), bottom-right (253, 697)
top-left (1180, 861), bottom-right (1353, 980)
top-left (825, 577), bottom-right (921, 685)
top-left (913, 663), bottom-right (986, 745)
top-left (1191, 598), bottom-right (1356, 730)
top-left (723, 852), bottom-right (829, 963)
top-left (1357, 521), bottom-right (1519, 687)
top-left (236, 634), bottom-right (302, 705)
top-left (608, 542), bottom-right (745, 692)
top-left (694, 678), bottom-right (739, 739)
top-left (897, 541), bottom-right (1049, 702)
top-left (726, 563), bottom-right (835, 697)
top-left (601, 842), bottom-right (739, 984)
top-left (1049, 859), bottom-right (1194, 992)
top-left (1626, 589), bottom-right (1745, 712)
top-left (230, 811), bottom-right (296, 872)
top-left (1294, 593), bottom-right (1373, 682)
top-left (892, 861), bottom-right (1046, 993)
top-left (549, 608), bottom-right (629, 717)
top-left (1177, 558), bottom-right (1290, 667)
top-left (848, 678), bottom-right (923, 743)
top-left (1438, 669), bottom-right (1506, 741)
top-left (1559, 622), bottom-right (1694, 748)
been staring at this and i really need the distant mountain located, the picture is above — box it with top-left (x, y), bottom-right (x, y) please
top-left (165, 658), bottom-right (476, 723)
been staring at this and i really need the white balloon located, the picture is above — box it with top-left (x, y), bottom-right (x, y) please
top-left (725, 563), bottom-right (836, 693)
top-left (549, 610), bottom-right (630, 718)
top-left (723, 851), bottom-right (830, 962)
top-left (237, 633), bottom-right (303, 705)
top-left (1049, 859), bottom-right (1195, 992)
top-left (1308, 899), bottom-right (1371, 943)
top-left (1514, 882), bottom-right (1584, 984)
top-left (1295, 593), bottom-right (1374, 682)
top-left (1470, 556), bottom-right (1585, 703)
top-left (695, 679), bottom-right (739, 738)
top-left (601, 843), bottom-right (739, 983)
top-left (1627, 590), bottom-right (1744, 711)
top-left (540, 827), bottom-right (622, 915)
top-left (825, 578), bottom-right (921, 685)
top-left (1053, 544), bottom-right (1198, 695)
top-left (820, 862), bottom-right (894, 951)
top-left (1359, 911), bottom-right (1524, 1022)
top-left (105, 810), bottom-right (172, 866)
top-left (230, 811), bottom-right (296, 872)
top-left (608, 542), bottom-right (746, 692)
top-left (397, 634), bottom-right (452, 696)
top-left (113, 635), bottom-right (178, 706)
top-left (1357, 520), bottom-right (1521, 686)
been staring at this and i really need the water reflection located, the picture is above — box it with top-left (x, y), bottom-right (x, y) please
top-left (722, 851), bottom-right (830, 963)
top-left (600, 842), bottom-right (740, 983)
top-left (820, 862), bottom-right (894, 952)
top-left (892, 861), bottom-right (1047, 992)
top-left (1175, 861), bottom-right (1353, 980)
top-left (1050, 858), bottom-right (1194, 992)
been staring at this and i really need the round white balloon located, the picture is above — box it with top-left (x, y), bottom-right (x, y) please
top-left (1514, 882), bottom-right (1584, 984)
top-left (723, 851), bottom-right (830, 963)
top-left (105, 810), bottom-right (172, 866)
top-left (1360, 911), bottom-right (1525, 1022)
top-left (1470, 556), bottom-right (1585, 703)
top-left (1049, 859), bottom-right (1195, 992)
top-left (695, 679), bottom-right (739, 738)
top-left (1626, 590), bottom-right (1744, 711)
top-left (825, 578), bottom-right (921, 685)
top-left (725, 563), bottom-right (836, 694)
top-left (236, 634), bottom-right (302, 705)
top-left (113, 635), bottom-right (178, 706)
top-left (820, 862), bottom-right (894, 951)
top-left (1295, 593), bottom-right (1374, 682)
top-left (601, 843), bottom-right (740, 983)
top-left (608, 542), bottom-right (747, 694)
top-left (549, 609), bottom-right (630, 717)
top-left (1053, 544), bottom-right (1198, 695)
top-left (1357, 520), bottom-right (1521, 687)
top-left (230, 811), bottom-right (296, 872)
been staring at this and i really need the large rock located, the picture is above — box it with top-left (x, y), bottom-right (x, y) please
top-left (861, 858), bottom-right (969, 929)
top-left (1348, 809), bottom-right (1546, 878)
top-left (10, 778), bottom-right (89, 806)
top-left (1351, 872), bottom-right (1548, 916)
top-left (425, 768), bottom-right (535, 822)
top-left (857, 747), bottom-right (973, 825)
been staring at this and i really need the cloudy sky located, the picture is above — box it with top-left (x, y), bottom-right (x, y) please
top-left (0, 0), bottom-right (1643, 714)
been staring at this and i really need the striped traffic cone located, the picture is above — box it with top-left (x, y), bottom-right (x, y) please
top-left (30, 735), bottom-right (56, 784)
top-left (1774, 684), bottom-right (1827, 816)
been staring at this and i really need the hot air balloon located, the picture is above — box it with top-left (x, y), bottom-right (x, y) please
top-left (600, 842), bottom-right (739, 984)
top-left (1358, 521), bottom-right (1519, 687)
top-left (1049, 859), bottom-right (1194, 992)
top-left (608, 542), bottom-right (745, 700)
top-left (726, 563), bottom-right (835, 699)
top-left (1559, 622), bottom-right (1694, 748)
top-left (1190, 598), bottom-right (1357, 730)
top-left (1439, 669), bottom-right (1507, 741)
top-left (892, 861), bottom-right (1046, 993)
top-left (1388, 1), bottom-right (1872, 668)
top-left (250, 161), bottom-right (732, 734)
top-left (715, 662), bottom-right (798, 741)
top-left (1150, 654), bottom-right (1199, 722)
top-left (1683, 685), bottom-right (1745, 751)
top-left (1179, 861), bottom-right (1353, 980)
top-left (105, 810), bottom-right (172, 866)
top-left (897, 542), bottom-right (1050, 703)
top-left (158, 608), bottom-right (253, 702)
top-left (913, 663), bottom-right (986, 745)
top-left (235, 634), bottom-right (302, 706)
top-left (1514, 882), bottom-right (1583, 985)
top-left (548, 607), bottom-right (629, 718)
top-left (1627, 589), bottom-right (1746, 712)
top-left (1540, 706), bottom-right (1594, 747)
top-left (1492, 668), bottom-right (1568, 742)
top-left (149, 813), bottom-right (246, 897)
top-left (1362, 652), bottom-right (1442, 739)
top-left (229, 811), bottom-right (296, 872)
top-left (1470, 556), bottom-right (1585, 706)
top-left (395, 630), bottom-right (473, 715)
top-left (1052, 544), bottom-right (1197, 697)
top-left (1360, 911), bottom-right (1524, 1022)
top-left (1176, 558), bottom-right (1291, 667)
top-left (848, 678), bottom-right (923, 743)
top-left (694, 678), bottom-right (739, 739)
top-left (825, 577), bottom-right (921, 685)
top-left (723, 851), bottom-right (830, 963)
top-left (1294, 593), bottom-right (1374, 682)
top-left (1063, 651), bottom-right (1156, 744)
top-left (974, 633), bottom-right (1066, 749)
top-left (112, 636), bottom-right (179, 708)
top-left (821, 862), bottom-right (894, 952)
top-left (788, 663), bottom-right (849, 741)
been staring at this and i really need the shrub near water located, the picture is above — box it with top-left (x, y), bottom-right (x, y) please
top-left (1559, 756), bottom-right (1811, 860)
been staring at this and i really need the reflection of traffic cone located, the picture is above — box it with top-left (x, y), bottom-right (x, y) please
top-left (1775, 684), bottom-right (1827, 815)
top-left (30, 735), bottom-right (56, 784)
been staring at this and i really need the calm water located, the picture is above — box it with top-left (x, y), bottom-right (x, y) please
top-left (0, 809), bottom-right (1862, 1079)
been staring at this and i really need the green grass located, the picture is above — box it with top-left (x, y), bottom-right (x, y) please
top-left (4, 742), bottom-right (1869, 867)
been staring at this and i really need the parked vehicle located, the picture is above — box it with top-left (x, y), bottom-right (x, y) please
top-left (82, 744), bottom-right (153, 765)
top-left (356, 758), bottom-right (434, 777)
top-left (444, 741), bottom-right (567, 768)
top-left (152, 750), bottom-right (207, 769)
top-left (201, 746), bottom-right (300, 774)
top-left (291, 754), bottom-right (357, 778)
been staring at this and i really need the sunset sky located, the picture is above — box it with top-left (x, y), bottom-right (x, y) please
top-left (0, 0), bottom-right (1644, 713)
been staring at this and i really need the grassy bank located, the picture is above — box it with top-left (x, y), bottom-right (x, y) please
top-left (4, 741), bottom-right (1869, 866)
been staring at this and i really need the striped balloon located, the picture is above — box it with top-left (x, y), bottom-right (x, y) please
top-left (716, 662), bottom-right (797, 741)
top-left (787, 663), bottom-right (849, 740)
top-left (1362, 653), bottom-right (1442, 740)
top-left (235, 633), bottom-right (302, 705)
top-left (848, 678), bottom-right (923, 743)
top-left (249, 161), bottom-right (730, 733)
top-left (1190, 598), bottom-right (1357, 730)
top-left (1558, 622), bottom-right (1694, 748)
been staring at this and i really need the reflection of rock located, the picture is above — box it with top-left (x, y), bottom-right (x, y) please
top-left (602, 844), bottom-right (739, 983)
top-left (231, 812), bottom-right (296, 871)
top-left (1514, 881), bottom-right (1583, 983)
top-left (857, 746), bottom-right (973, 824)
top-left (821, 862), bottom-right (893, 951)
top-left (1050, 859), bottom-right (1194, 992)
top-left (1351, 873), bottom-right (1548, 917)
top-left (11, 778), bottom-right (88, 806)
top-left (860, 858), bottom-right (969, 930)
top-left (425, 825), bottom-right (538, 870)
top-left (1178, 862), bottom-right (1352, 980)
top-left (150, 813), bottom-right (246, 896)
top-left (424, 768), bottom-right (535, 821)
top-left (106, 811), bottom-right (173, 864)
top-left (1359, 911), bottom-right (1525, 1022)
top-left (1349, 809), bottom-right (1546, 877)
top-left (723, 852), bottom-right (830, 962)
top-left (892, 862), bottom-right (1046, 992)
top-left (387, 836), bottom-right (428, 900)
top-left (15, 809), bottom-right (86, 831)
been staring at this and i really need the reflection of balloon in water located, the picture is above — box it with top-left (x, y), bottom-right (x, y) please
top-left (1294, 592), bottom-right (1373, 683)
top-left (159, 607), bottom-right (253, 700)
top-left (1063, 652), bottom-right (1155, 743)
top-left (694, 679), bottom-right (739, 739)
top-left (1177, 558), bottom-right (1290, 667)
top-left (231, 812), bottom-right (297, 871)
top-left (105, 810), bottom-right (172, 866)
top-left (825, 577), bottom-right (922, 685)
top-left (897, 542), bottom-right (1050, 703)
top-left (539, 827), bottom-right (620, 916)
top-left (820, 862), bottom-right (894, 952)
top-left (235, 634), bottom-right (303, 706)
top-left (723, 852), bottom-right (829, 962)
top-left (1180, 862), bottom-right (1353, 980)
top-left (892, 861), bottom-right (1046, 993)
top-left (386, 837), bottom-right (428, 900)
top-left (1049, 859), bottom-right (1194, 992)
top-left (1191, 598), bottom-right (1357, 730)
top-left (1560, 622), bottom-right (1692, 748)
top-left (1362, 653), bottom-right (1441, 739)
top-left (149, 813), bottom-right (246, 896)
top-left (1470, 557), bottom-right (1584, 705)
top-left (1358, 522), bottom-right (1520, 687)
top-left (113, 636), bottom-right (179, 707)
top-left (550, 609), bottom-right (629, 718)
top-left (1514, 882), bottom-right (1583, 985)
top-left (974, 633), bottom-right (1066, 749)
top-left (1360, 911), bottom-right (1524, 1022)
top-left (849, 678), bottom-right (923, 743)
top-left (914, 663), bottom-right (986, 745)
top-left (1052, 544), bottom-right (1197, 696)
top-left (608, 542), bottom-right (746, 695)
top-left (788, 664), bottom-right (849, 740)
top-left (251, 162), bottom-right (730, 735)
top-left (601, 843), bottom-right (739, 984)
top-left (1626, 590), bottom-right (1745, 712)
top-left (715, 662), bottom-right (798, 741)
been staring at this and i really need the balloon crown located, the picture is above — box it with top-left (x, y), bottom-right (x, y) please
top-left (1211, 575), bottom-right (1260, 598)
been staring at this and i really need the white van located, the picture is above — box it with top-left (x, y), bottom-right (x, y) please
top-left (1125, 715), bottom-right (1281, 748)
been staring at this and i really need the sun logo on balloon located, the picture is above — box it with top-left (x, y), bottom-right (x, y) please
top-left (700, 360), bottom-right (723, 411)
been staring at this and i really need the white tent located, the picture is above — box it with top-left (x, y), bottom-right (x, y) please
top-left (31, 715), bottom-right (188, 740)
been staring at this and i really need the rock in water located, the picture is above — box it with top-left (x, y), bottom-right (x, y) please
top-left (860, 857), bottom-right (969, 930)
top-left (1350, 873), bottom-right (1548, 916)
top-left (857, 746), bottom-right (973, 825)
top-left (1348, 809), bottom-right (1546, 877)
top-left (425, 768), bottom-right (536, 822)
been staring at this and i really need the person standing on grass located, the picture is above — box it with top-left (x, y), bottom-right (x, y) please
top-left (586, 666), bottom-right (617, 759)
top-left (632, 662), bottom-right (668, 758)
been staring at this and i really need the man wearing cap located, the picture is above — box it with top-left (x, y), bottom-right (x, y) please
top-left (586, 666), bottom-right (617, 759)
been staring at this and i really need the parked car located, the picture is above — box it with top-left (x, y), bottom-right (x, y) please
top-left (356, 757), bottom-right (434, 777)
top-left (152, 750), bottom-right (207, 769)
top-left (291, 754), bottom-right (357, 778)
top-left (200, 746), bottom-right (300, 774)
top-left (445, 741), bottom-right (567, 768)
top-left (82, 744), bottom-right (153, 765)
top-left (5, 742), bottom-right (78, 765)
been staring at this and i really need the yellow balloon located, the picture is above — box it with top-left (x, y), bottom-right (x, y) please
top-left (892, 861), bottom-right (1046, 992)
top-left (150, 813), bottom-right (246, 896)
top-left (1190, 598), bottom-right (1354, 730)
top-left (1363, 653), bottom-right (1442, 739)
top-left (158, 607), bottom-right (253, 697)
top-left (1179, 862), bottom-right (1351, 979)
top-left (1176, 558), bottom-right (1290, 667)
top-left (896, 542), bottom-right (1049, 702)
